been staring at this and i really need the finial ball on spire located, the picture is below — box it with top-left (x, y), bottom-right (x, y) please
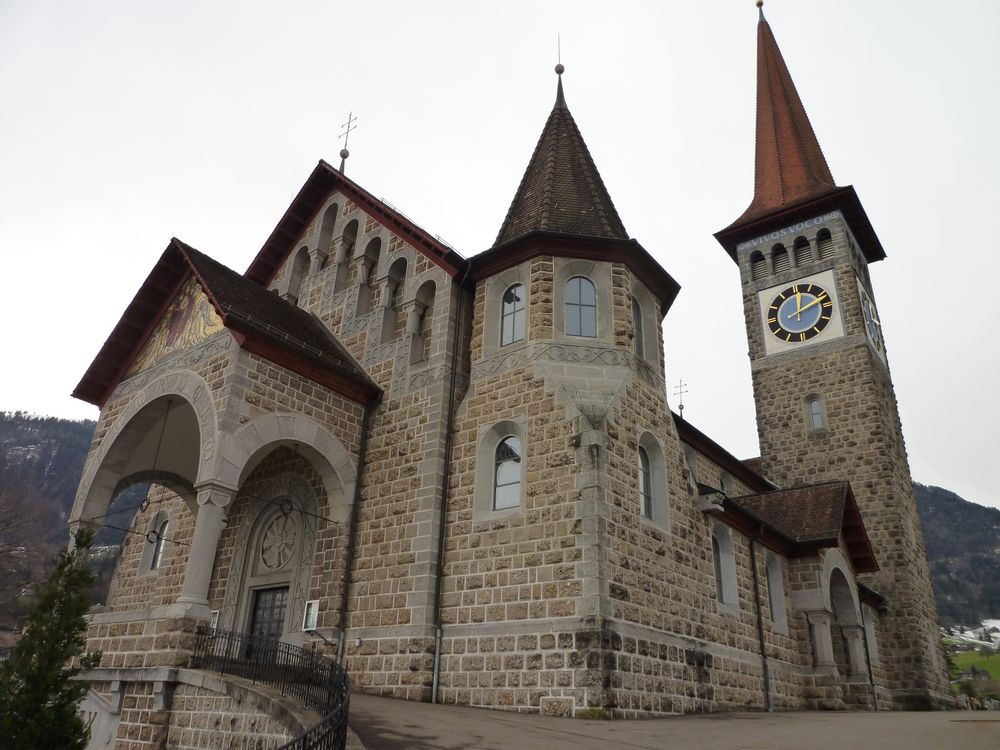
top-left (756, 0), bottom-right (763, 7)
top-left (340, 148), bottom-right (350, 160)
top-left (555, 63), bottom-right (565, 75)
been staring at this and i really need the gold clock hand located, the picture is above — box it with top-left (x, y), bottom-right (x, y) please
top-left (795, 291), bottom-right (802, 320)
top-left (797, 293), bottom-right (827, 315)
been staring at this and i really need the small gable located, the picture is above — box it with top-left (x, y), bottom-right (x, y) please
top-left (126, 277), bottom-right (224, 377)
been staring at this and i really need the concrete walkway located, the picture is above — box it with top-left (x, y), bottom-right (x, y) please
top-left (348, 694), bottom-right (1000, 750)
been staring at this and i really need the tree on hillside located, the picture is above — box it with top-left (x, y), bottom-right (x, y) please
top-left (0, 528), bottom-right (102, 749)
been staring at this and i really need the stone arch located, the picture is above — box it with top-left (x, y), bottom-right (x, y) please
top-left (71, 370), bottom-right (218, 526)
top-left (821, 548), bottom-right (862, 622)
top-left (215, 412), bottom-right (357, 524)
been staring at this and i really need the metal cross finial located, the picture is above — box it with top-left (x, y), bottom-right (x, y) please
top-left (338, 112), bottom-right (358, 174)
top-left (674, 380), bottom-right (689, 420)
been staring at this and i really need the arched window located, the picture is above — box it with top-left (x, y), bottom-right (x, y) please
top-left (317, 203), bottom-right (339, 269)
top-left (750, 251), bottom-right (767, 281)
top-left (771, 244), bottom-right (790, 274)
top-left (807, 396), bottom-right (825, 431)
top-left (711, 522), bottom-right (738, 611)
top-left (638, 446), bottom-right (652, 519)
top-left (493, 436), bottom-right (523, 510)
top-left (150, 518), bottom-right (168, 569)
top-left (564, 276), bottom-right (597, 337)
top-left (500, 283), bottom-right (526, 346)
top-left (355, 237), bottom-right (382, 315)
top-left (817, 228), bottom-right (835, 260)
top-left (712, 536), bottom-right (725, 602)
top-left (632, 296), bottom-right (644, 359)
top-left (140, 510), bottom-right (172, 574)
top-left (637, 432), bottom-right (669, 526)
top-left (410, 280), bottom-right (435, 365)
top-left (794, 236), bottom-right (812, 266)
top-left (333, 220), bottom-right (359, 293)
top-left (287, 247), bottom-right (310, 305)
top-left (765, 552), bottom-right (787, 631)
top-left (380, 257), bottom-right (408, 343)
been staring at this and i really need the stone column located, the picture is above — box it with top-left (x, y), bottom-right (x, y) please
top-left (176, 483), bottom-right (235, 612)
top-left (308, 247), bottom-right (326, 273)
top-left (842, 625), bottom-right (868, 676)
top-left (806, 610), bottom-right (837, 673)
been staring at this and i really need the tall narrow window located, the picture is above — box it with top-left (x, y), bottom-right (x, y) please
top-left (808, 397), bottom-right (825, 430)
top-left (500, 283), bottom-right (526, 346)
top-left (766, 561), bottom-right (777, 622)
top-left (564, 276), bottom-right (597, 337)
top-left (638, 446), bottom-right (652, 519)
top-left (712, 536), bottom-right (724, 603)
top-left (632, 297), bottom-right (644, 358)
top-left (493, 436), bottom-right (523, 510)
top-left (150, 519), bottom-right (169, 570)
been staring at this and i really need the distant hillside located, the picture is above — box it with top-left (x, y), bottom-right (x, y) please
top-left (0, 411), bottom-right (997, 629)
top-left (914, 483), bottom-right (1000, 627)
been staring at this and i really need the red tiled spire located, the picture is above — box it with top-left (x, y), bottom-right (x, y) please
top-left (494, 67), bottom-right (628, 246)
top-left (731, 7), bottom-right (838, 227)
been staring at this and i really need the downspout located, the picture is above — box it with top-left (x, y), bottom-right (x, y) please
top-left (431, 267), bottom-right (469, 703)
top-left (859, 600), bottom-right (880, 710)
top-left (336, 398), bottom-right (377, 664)
top-left (748, 534), bottom-right (773, 712)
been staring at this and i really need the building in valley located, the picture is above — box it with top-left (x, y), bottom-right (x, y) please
top-left (69, 8), bottom-right (951, 747)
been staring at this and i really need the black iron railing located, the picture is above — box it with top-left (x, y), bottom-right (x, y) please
top-left (191, 626), bottom-right (349, 750)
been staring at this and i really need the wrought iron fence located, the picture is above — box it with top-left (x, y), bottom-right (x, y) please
top-left (191, 626), bottom-right (349, 750)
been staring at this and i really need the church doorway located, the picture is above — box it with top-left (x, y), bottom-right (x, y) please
top-left (250, 586), bottom-right (289, 639)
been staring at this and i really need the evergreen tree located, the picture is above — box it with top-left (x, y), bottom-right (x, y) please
top-left (0, 528), bottom-right (102, 749)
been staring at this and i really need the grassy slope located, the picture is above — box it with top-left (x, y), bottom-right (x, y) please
top-left (953, 650), bottom-right (1000, 681)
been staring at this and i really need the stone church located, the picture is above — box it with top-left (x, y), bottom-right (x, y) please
top-left (68, 8), bottom-right (951, 747)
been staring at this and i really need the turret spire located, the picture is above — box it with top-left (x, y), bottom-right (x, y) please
top-left (493, 65), bottom-right (627, 246)
top-left (732, 5), bottom-right (837, 227)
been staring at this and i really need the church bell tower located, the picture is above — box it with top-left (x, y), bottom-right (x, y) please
top-left (715, 5), bottom-right (950, 708)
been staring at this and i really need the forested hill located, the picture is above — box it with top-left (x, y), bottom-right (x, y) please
top-left (914, 482), bottom-right (1000, 627)
top-left (0, 411), bottom-right (95, 545)
top-left (0, 411), bottom-right (997, 627)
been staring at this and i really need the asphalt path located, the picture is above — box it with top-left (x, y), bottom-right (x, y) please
top-left (349, 693), bottom-right (1000, 750)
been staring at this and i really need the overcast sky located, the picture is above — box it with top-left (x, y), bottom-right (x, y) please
top-left (1, 1), bottom-right (997, 509)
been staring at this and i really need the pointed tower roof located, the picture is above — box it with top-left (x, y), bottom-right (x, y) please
top-left (493, 68), bottom-right (628, 245)
top-left (735, 6), bottom-right (837, 225)
top-left (715, 6), bottom-right (886, 264)
top-left (472, 67), bottom-right (680, 315)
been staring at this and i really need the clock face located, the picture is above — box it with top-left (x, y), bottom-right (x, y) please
top-left (766, 283), bottom-right (834, 342)
top-left (857, 279), bottom-right (885, 359)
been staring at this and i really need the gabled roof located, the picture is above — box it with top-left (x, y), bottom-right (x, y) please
top-left (673, 412), bottom-right (774, 494)
top-left (245, 160), bottom-right (466, 287)
top-left (715, 10), bottom-right (886, 264)
top-left (494, 73), bottom-right (628, 246)
top-left (724, 480), bottom-right (878, 573)
top-left (73, 239), bottom-right (380, 407)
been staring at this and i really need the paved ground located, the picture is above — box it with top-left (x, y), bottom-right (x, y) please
top-left (348, 694), bottom-right (1000, 750)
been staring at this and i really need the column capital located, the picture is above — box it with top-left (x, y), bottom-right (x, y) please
top-left (194, 482), bottom-right (237, 510)
top-left (805, 609), bottom-right (833, 627)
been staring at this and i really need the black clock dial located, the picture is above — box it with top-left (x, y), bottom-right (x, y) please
top-left (766, 283), bottom-right (833, 342)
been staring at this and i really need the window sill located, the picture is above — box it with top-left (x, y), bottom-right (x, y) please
top-left (472, 505), bottom-right (524, 524)
top-left (639, 515), bottom-right (670, 536)
top-left (716, 601), bottom-right (740, 619)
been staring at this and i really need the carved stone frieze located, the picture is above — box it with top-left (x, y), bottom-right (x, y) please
top-left (471, 341), bottom-right (661, 387)
top-left (110, 335), bottom-right (233, 401)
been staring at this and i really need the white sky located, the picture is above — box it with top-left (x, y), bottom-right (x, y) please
top-left (1, 1), bottom-right (997, 509)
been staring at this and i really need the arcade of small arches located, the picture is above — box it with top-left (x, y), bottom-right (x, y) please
top-left (749, 227), bottom-right (835, 282)
top-left (277, 199), bottom-right (443, 368)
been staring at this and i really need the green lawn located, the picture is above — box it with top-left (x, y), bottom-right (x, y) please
top-left (953, 649), bottom-right (1000, 680)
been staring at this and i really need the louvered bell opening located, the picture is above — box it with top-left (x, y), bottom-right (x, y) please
top-left (750, 253), bottom-right (767, 281)
top-left (794, 238), bottom-right (812, 265)
top-left (817, 230), bottom-right (835, 260)
top-left (772, 246), bottom-right (790, 274)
